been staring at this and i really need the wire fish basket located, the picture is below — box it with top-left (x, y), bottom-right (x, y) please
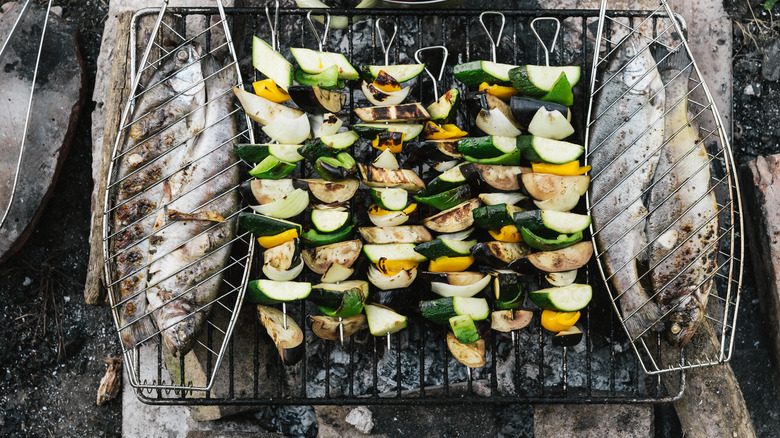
top-left (101, 0), bottom-right (255, 393)
top-left (585, 0), bottom-right (743, 374)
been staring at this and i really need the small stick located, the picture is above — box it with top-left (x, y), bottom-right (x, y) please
top-left (282, 302), bottom-right (288, 329)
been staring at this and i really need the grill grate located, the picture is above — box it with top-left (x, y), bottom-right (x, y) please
top-left (118, 6), bottom-right (701, 406)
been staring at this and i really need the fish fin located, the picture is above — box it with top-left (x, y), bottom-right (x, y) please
top-left (621, 287), bottom-right (664, 340)
top-left (655, 45), bottom-right (693, 76)
top-left (167, 209), bottom-right (225, 222)
top-left (128, 314), bottom-right (158, 347)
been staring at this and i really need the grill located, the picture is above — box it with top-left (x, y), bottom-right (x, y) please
top-left (106, 3), bottom-right (741, 406)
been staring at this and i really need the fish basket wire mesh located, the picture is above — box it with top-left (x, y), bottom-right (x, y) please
top-left (107, 5), bottom-right (706, 406)
top-left (585, 0), bottom-right (743, 375)
top-left (102, 1), bottom-right (256, 393)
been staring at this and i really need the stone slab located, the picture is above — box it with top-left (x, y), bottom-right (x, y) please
top-left (741, 154), bottom-right (780, 400)
top-left (0, 2), bottom-right (85, 262)
top-left (534, 403), bottom-right (654, 438)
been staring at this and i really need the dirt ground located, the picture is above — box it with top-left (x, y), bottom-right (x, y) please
top-left (1, 1), bottom-right (780, 437)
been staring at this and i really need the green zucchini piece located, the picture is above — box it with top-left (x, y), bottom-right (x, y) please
top-left (252, 36), bottom-right (293, 90)
top-left (290, 47), bottom-right (359, 79)
top-left (364, 304), bottom-right (408, 336)
top-left (246, 280), bottom-right (311, 304)
top-left (453, 60), bottom-right (517, 86)
top-left (360, 64), bottom-right (426, 82)
top-left (513, 210), bottom-right (592, 234)
top-left (352, 123), bottom-right (424, 141)
top-left (420, 297), bottom-right (489, 325)
top-left (529, 283), bottom-right (592, 312)
top-left (416, 164), bottom-right (468, 197)
top-left (294, 65), bottom-right (340, 88)
top-left (238, 212), bottom-right (301, 237)
top-left (362, 243), bottom-right (427, 263)
top-left (298, 131), bottom-right (359, 160)
top-left (473, 203), bottom-right (524, 230)
top-left (370, 188), bottom-right (409, 211)
top-left (413, 238), bottom-right (477, 260)
top-left (493, 271), bottom-right (524, 303)
top-left (311, 209), bottom-right (350, 233)
top-left (449, 315), bottom-right (480, 344)
top-left (517, 136), bottom-right (583, 164)
top-left (301, 217), bottom-right (356, 247)
top-left (457, 135), bottom-right (518, 159)
top-left (309, 280), bottom-right (369, 311)
top-left (508, 65), bottom-right (581, 96)
top-left (427, 88), bottom-right (460, 123)
top-left (464, 148), bottom-right (524, 166)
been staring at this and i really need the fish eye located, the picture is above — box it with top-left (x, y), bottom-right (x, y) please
top-left (670, 323), bottom-right (681, 334)
top-left (176, 50), bottom-right (189, 61)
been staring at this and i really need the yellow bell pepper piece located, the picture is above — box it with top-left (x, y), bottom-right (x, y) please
top-left (423, 121), bottom-right (469, 140)
top-left (540, 310), bottom-right (581, 332)
top-left (428, 255), bottom-right (475, 272)
top-left (377, 258), bottom-right (419, 276)
top-left (252, 79), bottom-right (291, 103)
top-left (488, 225), bottom-right (523, 243)
top-left (373, 70), bottom-right (402, 92)
top-left (479, 82), bottom-right (519, 101)
top-left (532, 161), bottom-right (591, 176)
top-left (372, 132), bottom-right (404, 153)
top-left (256, 228), bottom-right (298, 249)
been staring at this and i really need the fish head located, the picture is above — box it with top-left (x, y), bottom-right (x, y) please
top-left (664, 289), bottom-right (705, 347)
top-left (167, 43), bottom-right (205, 98)
top-left (614, 37), bottom-right (660, 96)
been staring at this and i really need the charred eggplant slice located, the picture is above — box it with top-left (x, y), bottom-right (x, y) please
top-left (306, 314), bottom-right (366, 341)
top-left (354, 102), bottom-right (431, 122)
top-left (471, 241), bottom-right (533, 268)
top-left (491, 310), bottom-right (534, 332)
top-left (358, 164), bottom-right (426, 193)
top-left (301, 239), bottom-right (362, 275)
top-left (521, 173), bottom-right (590, 201)
top-left (461, 163), bottom-right (528, 192)
top-left (297, 178), bottom-right (359, 204)
top-left (288, 85), bottom-right (346, 113)
top-left (257, 305), bottom-right (304, 366)
top-left (358, 225), bottom-right (433, 244)
top-left (552, 325), bottom-right (583, 347)
top-left (422, 198), bottom-right (481, 233)
top-left (509, 95), bottom-right (571, 127)
top-left (508, 241), bottom-right (593, 273)
top-left (446, 332), bottom-right (486, 368)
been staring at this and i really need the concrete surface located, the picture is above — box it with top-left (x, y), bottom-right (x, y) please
top-left (89, 0), bottom-right (735, 437)
top-left (535, 404), bottom-right (654, 438)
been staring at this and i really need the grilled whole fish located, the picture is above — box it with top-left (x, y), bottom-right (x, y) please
top-left (145, 57), bottom-right (239, 357)
top-left (111, 44), bottom-right (206, 347)
top-left (646, 56), bottom-right (718, 347)
top-left (589, 37), bottom-right (665, 339)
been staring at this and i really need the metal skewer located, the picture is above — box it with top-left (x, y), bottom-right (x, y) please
top-left (478, 11), bottom-right (505, 63)
top-left (376, 18), bottom-right (397, 66)
top-left (414, 46), bottom-right (448, 101)
top-left (265, 0), bottom-right (281, 52)
top-left (530, 17), bottom-right (561, 67)
top-left (307, 10), bottom-right (331, 52)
